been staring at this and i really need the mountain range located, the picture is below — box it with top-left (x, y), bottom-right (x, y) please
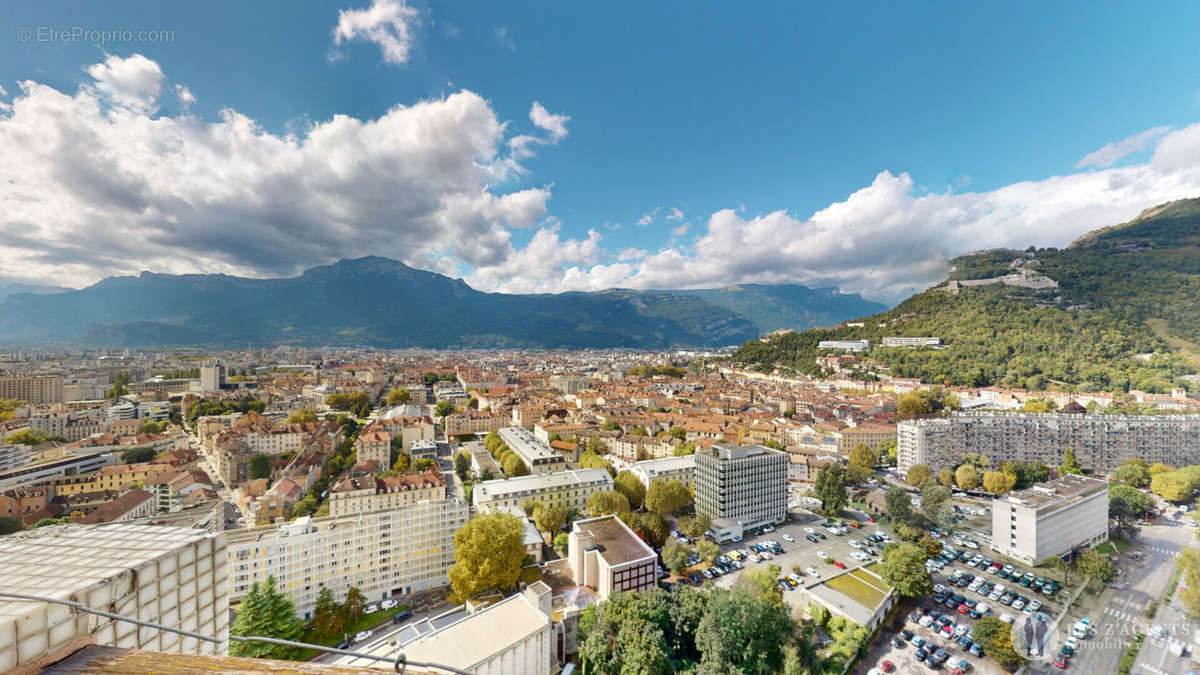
top-left (733, 197), bottom-right (1200, 394)
top-left (0, 257), bottom-right (885, 349)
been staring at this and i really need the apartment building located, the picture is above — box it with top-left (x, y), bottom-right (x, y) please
top-left (0, 375), bottom-right (64, 405)
top-left (328, 470), bottom-right (446, 517)
top-left (444, 411), bottom-right (508, 436)
top-left (498, 426), bottom-right (566, 475)
top-left (199, 362), bottom-right (225, 392)
top-left (227, 496), bottom-right (469, 618)
top-left (473, 468), bottom-right (613, 514)
top-left (0, 451), bottom-right (115, 491)
top-left (46, 460), bottom-right (174, 496)
top-left (0, 444), bottom-right (34, 473)
top-left (355, 425), bottom-right (391, 467)
top-left (990, 474), bottom-right (1109, 565)
top-left (378, 416), bottom-right (436, 451)
top-left (606, 434), bottom-right (675, 462)
top-left (629, 454), bottom-right (696, 490)
top-left (882, 337), bottom-right (943, 347)
top-left (817, 340), bottom-right (870, 352)
top-left (898, 412), bottom-right (1200, 476)
top-left (785, 421), bottom-right (896, 457)
top-left (566, 515), bottom-right (657, 599)
top-left (695, 443), bottom-right (787, 541)
top-left (28, 411), bottom-right (106, 442)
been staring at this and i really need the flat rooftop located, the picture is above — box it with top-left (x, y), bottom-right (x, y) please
top-left (573, 515), bottom-right (655, 565)
top-left (1001, 474), bottom-right (1107, 511)
top-left (473, 468), bottom-right (611, 501)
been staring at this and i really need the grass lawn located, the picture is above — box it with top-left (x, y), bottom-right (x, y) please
top-left (824, 568), bottom-right (891, 608)
top-left (1095, 537), bottom-right (1132, 555)
top-left (295, 604), bottom-right (410, 660)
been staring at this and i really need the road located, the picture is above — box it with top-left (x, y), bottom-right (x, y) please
top-left (1057, 521), bottom-right (1194, 675)
top-left (1131, 520), bottom-right (1197, 675)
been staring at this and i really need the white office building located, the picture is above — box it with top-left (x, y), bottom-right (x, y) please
top-left (472, 468), bottom-right (613, 514)
top-left (990, 474), bottom-right (1109, 565)
top-left (498, 426), bottom-right (566, 475)
top-left (695, 443), bottom-right (787, 541)
top-left (630, 454), bottom-right (697, 490)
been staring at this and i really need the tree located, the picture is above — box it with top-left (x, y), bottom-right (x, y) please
top-left (106, 372), bottom-right (130, 400)
top-left (982, 470), bottom-right (1017, 495)
top-left (1150, 462), bottom-right (1174, 476)
top-left (1060, 448), bottom-right (1083, 475)
top-left (880, 543), bottom-right (933, 597)
top-left (905, 463), bottom-right (934, 489)
top-left (679, 513), bottom-right (712, 541)
top-left (285, 408), bottom-right (317, 424)
top-left (137, 420), bottom-right (167, 434)
top-left (5, 428), bottom-right (54, 446)
top-left (674, 442), bottom-right (697, 456)
top-left (878, 439), bottom-right (898, 466)
top-left (1109, 484), bottom-right (1154, 516)
top-left (434, 400), bottom-right (457, 417)
top-left (1151, 469), bottom-right (1196, 502)
top-left (814, 463), bottom-right (848, 514)
top-left (613, 470), bottom-right (646, 510)
top-left (519, 497), bottom-right (541, 518)
top-left (386, 389), bottom-right (411, 406)
top-left (696, 588), bottom-right (794, 673)
top-left (733, 564), bottom-right (784, 604)
top-left (973, 615), bottom-right (1027, 670)
top-left (502, 453), bottom-right (529, 477)
top-left (249, 454), bottom-right (271, 480)
top-left (1177, 548), bottom-right (1200, 617)
top-left (846, 444), bottom-right (875, 483)
top-left (579, 450), bottom-right (616, 477)
top-left (936, 468), bottom-right (955, 487)
top-left (921, 484), bottom-right (951, 521)
top-left (454, 453), bottom-right (471, 483)
top-left (533, 503), bottom-right (566, 543)
top-left (1113, 460), bottom-right (1151, 488)
top-left (120, 446), bottom-right (158, 464)
top-left (897, 389), bottom-right (959, 419)
top-left (635, 511), bottom-right (669, 548)
top-left (0, 516), bottom-right (22, 535)
top-left (954, 464), bottom-right (980, 491)
top-left (662, 538), bottom-right (692, 574)
top-left (391, 452), bottom-right (411, 473)
top-left (229, 575), bottom-right (304, 659)
top-left (1076, 549), bottom-right (1116, 584)
top-left (646, 479), bottom-right (691, 515)
top-left (343, 586), bottom-right (365, 623)
top-left (447, 512), bottom-right (526, 602)
top-left (586, 490), bottom-right (631, 518)
top-left (553, 532), bottom-right (569, 554)
top-left (696, 538), bottom-right (720, 563)
top-left (884, 486), bottom-right (916, 524)
top-left (309, 587), bottom-right (345, 640)
top-left (325, 391), bottom-right (372, 412)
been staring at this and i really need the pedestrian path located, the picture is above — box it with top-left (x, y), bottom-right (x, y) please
top-left (1102, 605), bottom-right (1140, 623)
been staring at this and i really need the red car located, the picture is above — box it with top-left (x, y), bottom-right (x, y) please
top-left (867, 516), bottom-right (875, 523)
top-left (833, 560), bottom-right (846, 569)
top-left (879, 661), bottom-right (895, 673)
top-left (957, 604), bottom-right (969, 614)
top-left (848, 522), bottom-right (861, 529)
top-left (1054, 654), bottom-right (1069, 669)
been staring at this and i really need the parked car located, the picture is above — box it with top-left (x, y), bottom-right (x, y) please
top-left (354, 630), bottom-right (373, 643)
top-left (381, 599), bottom-right (398, 609)
top-left (364, 604), bottom-right (379, 614)
top-left (782, 533), bottom-right (795, 542)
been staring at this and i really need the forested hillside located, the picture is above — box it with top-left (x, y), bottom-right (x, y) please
top-left (733, 198), bottom-right (1200, 393)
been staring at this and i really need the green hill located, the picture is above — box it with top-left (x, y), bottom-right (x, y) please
top-left (733, 198), bottom-right (1200, 393)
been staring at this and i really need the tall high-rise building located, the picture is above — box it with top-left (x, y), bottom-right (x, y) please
top-left (199, 362), bottom-right (225, 393)
top-left (694, 443), bottom-right (787, 542)
top-left (0, 375), bottom-right (64, 405)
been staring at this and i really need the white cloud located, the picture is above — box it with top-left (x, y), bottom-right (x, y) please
top-left (494, 26), bottom-right (517, 51)
top-left (465, 226), bottom-right (604, 293)
top-left (174, 85), bottom-right (195, 107)
top-left (0, 85), bottom-right (7, 97)
top-left (635, 207), bottom-right (658, 226)
top-left (665, 207), bottom-right (684, 221)
top-left (530, 102), bottom-right (569, 141)
top-left (670, 222), bottom-right (690, 237)
top-left (469, 122), bottom-right (1200, 302)
top-left (332, 0), bottom-right (419, 65)
top-left (1075, 126), bottom-right (1172, 169)
top-left (85, 53), bottom-right (163, 114)
top-left (0, 55), bottom-right (560, 287)
top-left (617, 247), bottom-right (647, 261)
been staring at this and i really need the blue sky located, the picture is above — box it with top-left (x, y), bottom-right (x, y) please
top-left (2, 1), bottom-right (1200, 302)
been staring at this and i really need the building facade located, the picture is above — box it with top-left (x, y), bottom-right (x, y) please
top-left (328, 470), bottom-right (446, 517)
top-left (629, 454), bottom-right (696, 490)
top-left (566, 515), bottom-right (657, 599)
top-left (227, 497), bottom-right (469, 618)
top-left (0, 375), bottom-right (64, 405)
top-left (990, 474), bottom-right (1109, 565)
top-left (694, 443), bottom-right (787, 540)
top-left (498, 426), bottom-right (566, 475)
top-left (898, 412), bottom-right (1200, 476)
top-left (472, 469), bottom-right (613, 514)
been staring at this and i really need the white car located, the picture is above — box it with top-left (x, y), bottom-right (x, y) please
top-left (789, 573), bottom-right (804, 584)
top-left (782, 534), bottom-right (795, 542)
top-left (919, 615), bottom-right (935, 627)
top-left (355, 630), bottom-right (373, 642)
top-left (806, 567), bottom-right (820, 577)
top-left (1064, 636), bottom-right (1079, 651)
top-left (381, 599), bottom-right (398, 610)
top-left (849, 540), bottom-right (862, 548)
top-left (804, 527), bottom-right (816, 534)
top-left (747, 553), bottom-right (761, 563)
top-left (817, 551), bottom-right (828, 559)
top-left (934, 584), bottom-right (946, 593)
top-left (851, 551), bottom-right (869, 561)
top-left (364, 604), bottom-right (379, 614)
top-left (760, 552), bottom-right (773, 560)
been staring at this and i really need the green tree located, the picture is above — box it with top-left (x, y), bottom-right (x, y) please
top-left (696, 588), bottom-right (794, 673)
top-left (0, 516), bottom-right (22, 535)
top-left (884, 486), bottom-right (916, 525)
top-left (285, 408), bottom-right (318, 424)
top-left (325, 391), bottom-right (372, 412)
top-left (905, 463), bottom-right (934, 488)
top-left (434, 400), bottom-right (457, 417)
top-left (447, 512), bottom-right (526, 602)
top-left (696, 538), bottom-right (720, 563)
top-left (229, 575), bottom-right (304, 659)
top-left (137, 420), bottom-right (167, 434)
top-left (973, 615), bottom-right (1027, 670)
top-left (921, 484), bottom-right (951, 521)
top-left (1177, 548), bottom-right (1200, 617)
top-left (982, 470), bottom-right (1017, 495)
top-left (679, 512), bottom-right (712, 541)
top-left (120, 446), bottom-right (158, 464)
top-left (502, 453), bottom-right (529, 477)
top-left (106, 372), bottom-right (130, 400)
top-left (880, 543), bottom-right (933, 598)
top-left (1060, 448), bottom-right (1083, 475)
top-left (646, 479), bottom-right (691, 515)
top-left (936, 468), bottom-right (955, 487)
top-left (454, 453), bottom-right (471, 482)
top-left (613, 470), bottom-right (646, 510)
top-left (343, 586), bottom-right (365, 623)
top-left (553, 532), bottom-right (569, 554)
top-left (662, 538), bottom-right (692, 574)
top-left (579, 450), bottom-right (616, 477)
top-left (814, 463), bottom-right (848, 514)
top-left (586, 490), bottom-right (631, 518)
top-left (519, 497), bottom-right (541, 518)
top-left (391, 452), bottom-right (411, 473)
top-left (846, 443), bottom-right (875, 483)
top-left (249, 454), bottom-right (272, 480)
top-left (308, 587), bottom-right (345, 640)
top-left (1113, 460), bottom-right (1151, 488)
top-left (635, 511), bottom-right (670, 548)
top-left (533, 503), bottom-right (566, 543)
top-left (5, 428), bottom-right (53, 446)
top-left (954, 464), bottom-right (980, 491)
top-left (733, 563), bottom-right (784, 604)
top-left (0, 398), bottom-right (25, 423)
top-left (897, 389), bottom-right (959, 419)
top-left (386, 389), bottom-right (411, 406)
top-left (1109, 483), bottom-right (1154, 515)
top-left (1076, 549), bottom-right (1116, 584)
top-left (878, 439), bottom-right (898, 466)
top-left (674, 442), bottom-right (697, 456)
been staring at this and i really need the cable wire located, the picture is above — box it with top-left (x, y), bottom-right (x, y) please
top-left (0, 591), bottom-right (472, 674)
